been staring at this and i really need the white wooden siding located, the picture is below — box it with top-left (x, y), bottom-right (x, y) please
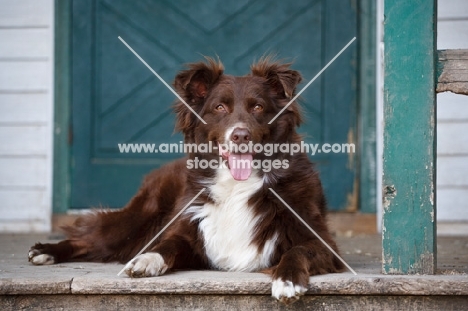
top-left (438, 123), bottom-right (468, 155)
top-left (0, 62), bottom-right (51, 90)
top-left (438, 189), bottom-right (468, 221)
top-left (438, 157), bottom-right (468, 186)
top-left (0, 0), bottom-right (52, 27)
top-left (0, 126), bottom-right (48, 155)
top-left (437, 0), bottom-right (468, 222)
top-left (0, 29), bottom-right (50, 59)
top-left (0, 0), bottom-right (54, 232)
top-left (438, 0), bottom-right (468, 19)
top-left (0, 94), bottom-right (49, 123)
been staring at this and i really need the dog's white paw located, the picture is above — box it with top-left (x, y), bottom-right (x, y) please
top-left (28, 249), bottom-right (55, 265)
top-left (124, 252), bottom-right (168, 278)
top-left (272, 279), bottom-right (307, 304)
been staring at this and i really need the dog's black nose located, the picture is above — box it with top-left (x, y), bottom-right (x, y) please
top-left (231, 128), bottom-right (251, 144)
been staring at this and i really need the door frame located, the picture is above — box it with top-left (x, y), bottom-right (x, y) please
top-left (53, 0), bottom-right (72, 213)
top-left (52, 0), bottom-right (377, 214)
top-left (358, 0), bottom-right (377, 213)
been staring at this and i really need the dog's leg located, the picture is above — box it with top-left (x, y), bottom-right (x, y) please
top-left (123, 239), bottom-right (193, 278)
top-left (29, 187), bottom-right (160, 265)
top-left (271, 240), bottom-right (343, 304)
top-left (124, 223), bottom-right (201, 278)
top-left (28, 239), bottom-right (88, 265)
top-left (28, 208), bottom-right (146, 265)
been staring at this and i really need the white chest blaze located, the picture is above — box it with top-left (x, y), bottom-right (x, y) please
top-left (186, 169), bottom-right (277, 272)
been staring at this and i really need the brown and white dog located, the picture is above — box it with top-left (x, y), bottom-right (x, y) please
top-left (29, 57), bottom-right (343, 303)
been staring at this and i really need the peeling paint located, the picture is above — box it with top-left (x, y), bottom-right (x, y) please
top-left (383, 185), bottom-right (397, 211)
top-left (412, 252), bottom-right (436, 275)
top-left (384, 251), bottom-right (436, 275)
top-left (386, 268), bottom-right (401, 274)
top-left (383, 197), bottom-right (391, 210)
top-left (383, 254), bottom-right (393, 265)
top-left (384, 185), bottom-right (397, 197)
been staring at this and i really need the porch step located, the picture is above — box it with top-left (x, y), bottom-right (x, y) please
top-left (2, 270), bottom-right (468, 310)
top-left (1, 234), bottom-right (467, 310)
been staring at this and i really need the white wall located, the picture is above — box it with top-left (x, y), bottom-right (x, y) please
top-left (437, 0), bottom-right (468, 223)
top-left (0, 0), bottom-right (54, 232)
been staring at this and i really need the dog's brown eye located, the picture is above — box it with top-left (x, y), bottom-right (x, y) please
top-left (253, 104), bottom-right (263, 112)
top-left (215, 104), bottom-right (227, 113)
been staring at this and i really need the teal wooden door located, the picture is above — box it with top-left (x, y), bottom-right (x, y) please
top-left (71, 0), bottom-right (357, 210)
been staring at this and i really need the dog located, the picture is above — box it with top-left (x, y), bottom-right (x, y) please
top-left (29, 57), bottom-right (343, 304)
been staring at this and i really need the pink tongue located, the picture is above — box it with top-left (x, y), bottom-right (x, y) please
top-left (228, 153), bottom-right (253, 181)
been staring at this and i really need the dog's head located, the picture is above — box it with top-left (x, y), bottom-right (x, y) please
top-left (173, 57), bottom-right (303, 180)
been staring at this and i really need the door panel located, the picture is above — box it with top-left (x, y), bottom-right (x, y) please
top-left (71, 0), bottom-right (357, 210)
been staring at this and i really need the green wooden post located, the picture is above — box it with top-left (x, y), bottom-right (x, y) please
top-left (383, 0), bottom-right (437, 274)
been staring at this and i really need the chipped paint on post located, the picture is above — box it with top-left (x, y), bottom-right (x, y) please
top-left (382, 0), bottom-right (437, 274)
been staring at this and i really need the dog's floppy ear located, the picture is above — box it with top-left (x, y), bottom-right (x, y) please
top-left (174, 57), bottom-right (224, 104)
top-left (250, 57), bottom-right (302, 100)
top-left (251, 57), bottom-right (303, 126)
top-left (173, 57), bottom-right (224, 140)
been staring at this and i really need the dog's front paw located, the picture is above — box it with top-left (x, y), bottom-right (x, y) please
top-left (124, 252), bottom-right (168, 278)
top-left (28, 243), bottom-right (55, 265)
top-left (272, 279), bottom-right (307, 304)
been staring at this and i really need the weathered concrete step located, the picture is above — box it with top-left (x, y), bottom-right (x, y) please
top-left (1, 234), bottom-right (467, 310)
top-left (2, 293), bottom-right (468, 311)
top-left (1, 270), bottom-right (468, 310)
top-left (2, 270), bottom-right (468, 296)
